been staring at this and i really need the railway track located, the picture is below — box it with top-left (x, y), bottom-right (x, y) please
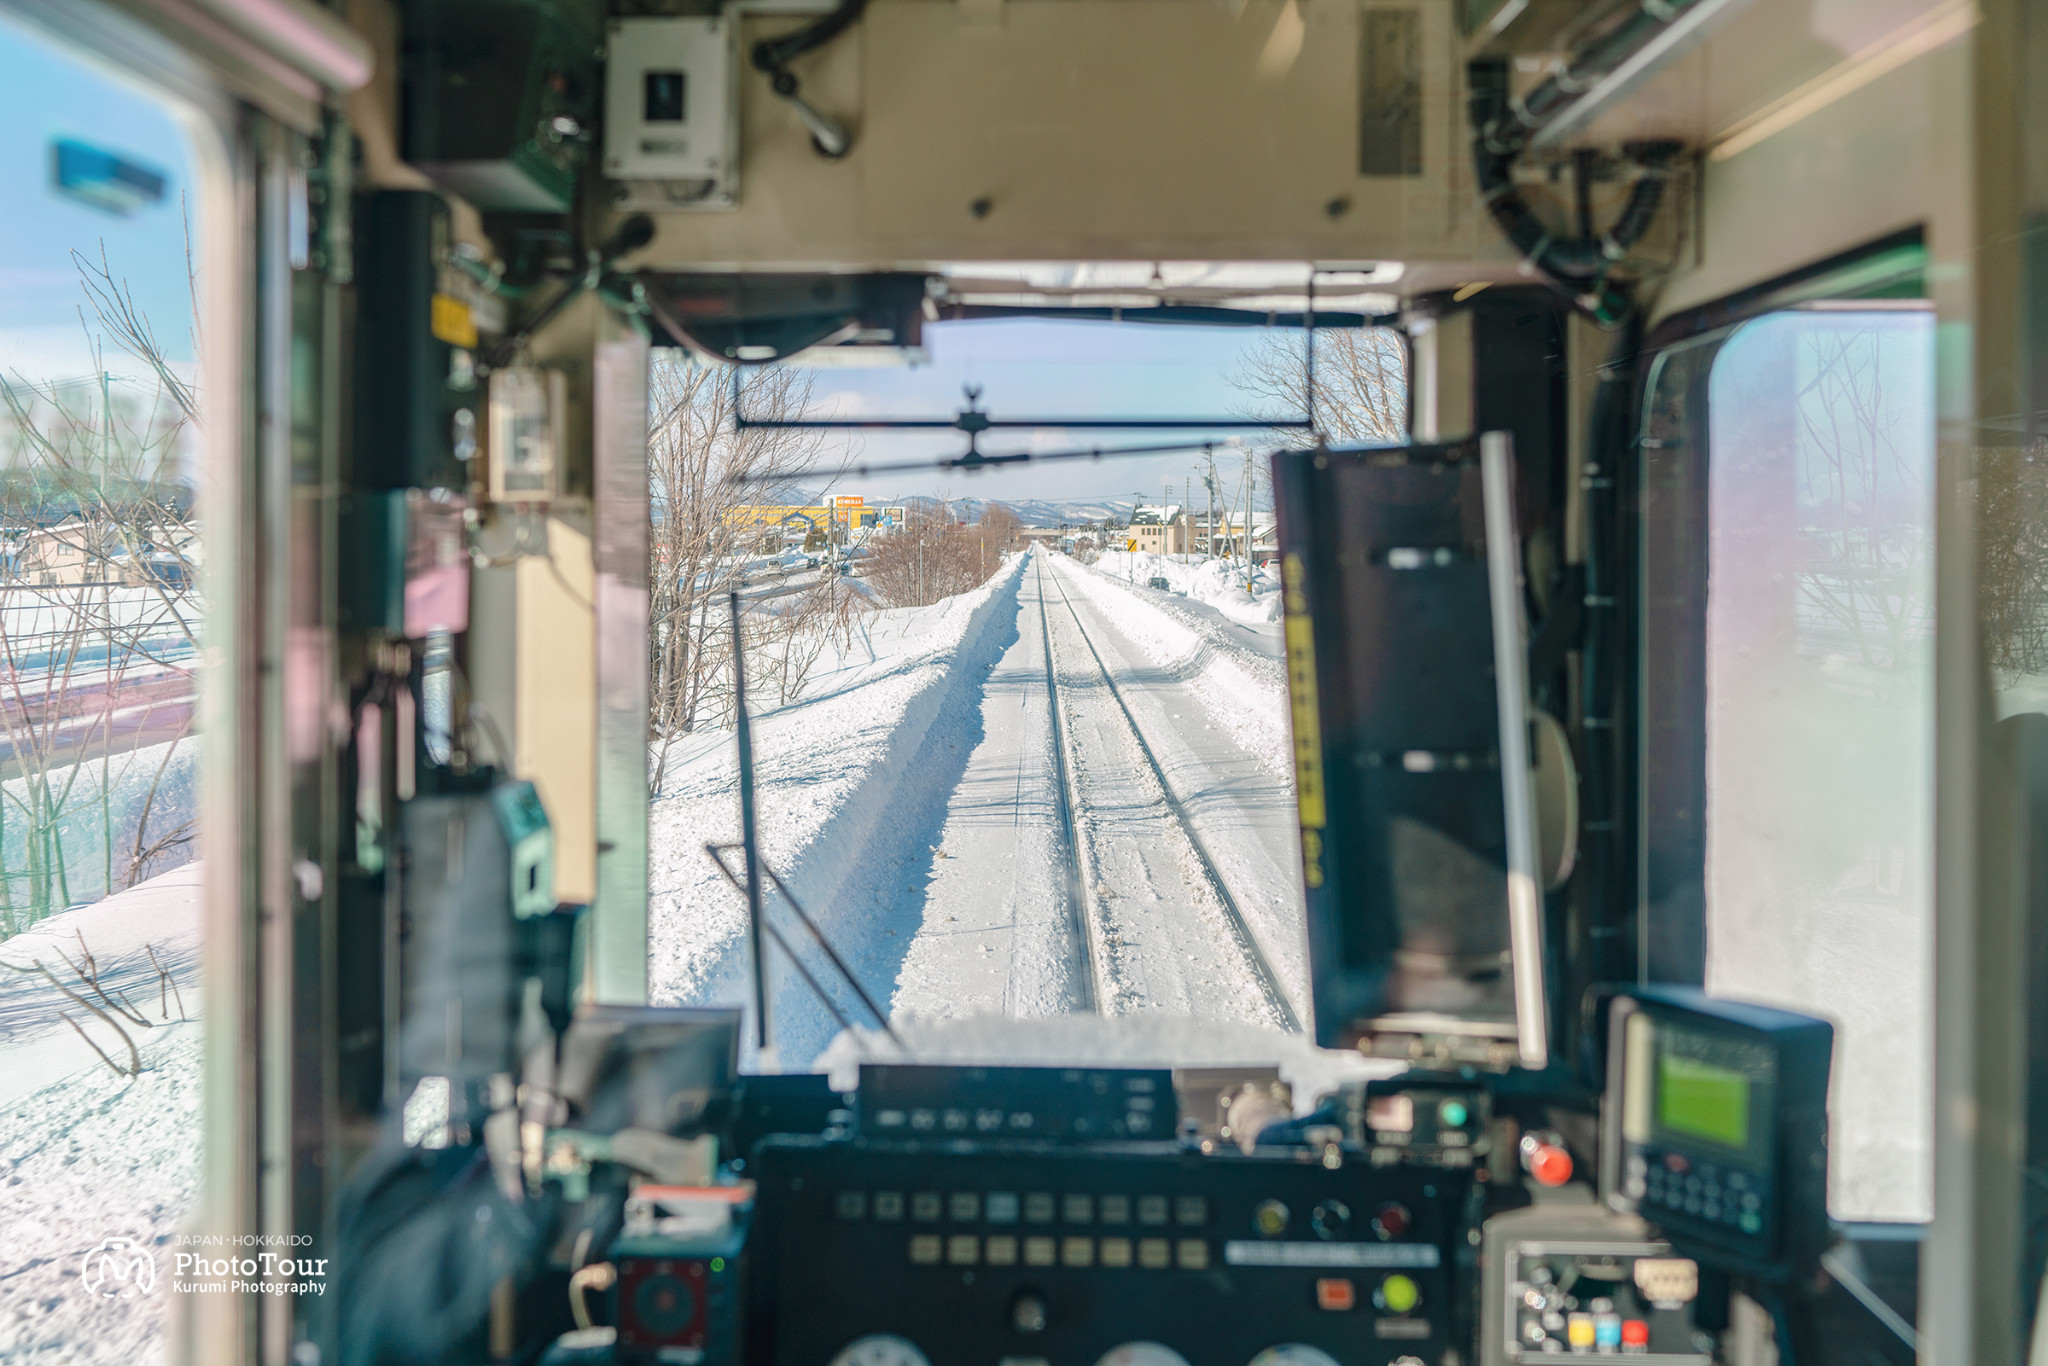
top-left (1033, 551), bottom-right (1105, 1014)
top-left (1035, 550), bottom-right (1300, 1033)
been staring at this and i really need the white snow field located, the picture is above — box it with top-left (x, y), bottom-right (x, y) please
top-left (0, 863), bottom-right (204, 1366)
top-left (650, 546), bottom-right (1319, 1071)
top-left (1090, 549), bottom-right (1284, 626)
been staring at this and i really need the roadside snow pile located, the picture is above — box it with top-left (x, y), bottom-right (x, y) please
top-left (0, 863), bottom-right (205, 1366)
top-left (1091, 550), bottom-right (1283, 625)
top-left (1059, 556), bottom-right (1294, 778)
top-left (647, 556), bottom-right (1030, 1058)
top-left (0, 861), bottom-right (203, 1103)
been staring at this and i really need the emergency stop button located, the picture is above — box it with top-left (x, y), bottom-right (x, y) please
top-left (1520, 1131), bottom-right (1574, 1187)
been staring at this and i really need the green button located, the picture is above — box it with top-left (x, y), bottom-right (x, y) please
top-left (1376, 1274), bottom-right (1420, 1316)
top-left (1437, 1098), bottom-right (1469, 1129)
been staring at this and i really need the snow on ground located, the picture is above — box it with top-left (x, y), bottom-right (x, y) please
top-left (648, 555), bottom-right (1034, 1063)
top-left (1091, 550), bottom-right (1282, 625)
top-left (0, 861), bottom-right (202, 1103)
top-left (649, 546), bottom-right (1327, 1074)
top-left (1060, 554), bottom-right (1293, 780)
top-left (0, 863), bottom-right (204, 1366)
top-left (1042, 555), bottom-right (1311, 1027)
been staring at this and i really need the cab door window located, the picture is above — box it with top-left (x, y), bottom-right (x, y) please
top-left (1640, 304), bottom-right (1936, 1222)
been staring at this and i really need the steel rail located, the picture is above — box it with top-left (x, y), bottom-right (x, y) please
top-left (1042, 555), bottom-right (1302, 1033)
top-left (1031, 549), bottom-right (1105, 1015)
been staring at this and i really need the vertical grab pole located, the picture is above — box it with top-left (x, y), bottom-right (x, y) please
top-left (1481, 431), bottom-right (1550, 1070)
top-left (730, 590), bottom-right (771, 1055)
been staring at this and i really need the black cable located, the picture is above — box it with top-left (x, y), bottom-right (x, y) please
top-left (752, 0), bottom-right (868, 75)
top-left (1575, 314), bottom-right (1639, 1004)
top-left (482, 216), bottom-right (655, 370)
top-left (1467, 58), bottom-right (1680, 327)
top-left (751, 0), bottom-right (868, 158)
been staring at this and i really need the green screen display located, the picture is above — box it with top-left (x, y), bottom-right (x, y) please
top-left (1657, 1051), bottom-right (1750, 1150)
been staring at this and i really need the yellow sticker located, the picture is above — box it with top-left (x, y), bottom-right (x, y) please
top-left (1286, 613), bottom-right (1326, 831)
top-left (1281, 552), bottom-right (1327, 888)
top-left (431, 293), bottom-right (478, 349)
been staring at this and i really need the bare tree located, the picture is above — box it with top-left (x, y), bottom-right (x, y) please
top-left (1787, 327), bottom-right (1931, 673)
top-left (863, 503), bottom-right (1010, 608)
top-left (1230, 327), bottom-right (1408, 444)
top-left (0, 246), bottom-right (201, 936)
top-left (648, 357), bottom-right (853, 792)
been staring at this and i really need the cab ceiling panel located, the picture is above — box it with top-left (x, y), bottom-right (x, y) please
top-left (630, 0), bottom-right (1515, 268)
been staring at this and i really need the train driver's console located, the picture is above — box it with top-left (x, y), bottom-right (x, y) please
top-left (330, 438), bottom-right (1883, 1366)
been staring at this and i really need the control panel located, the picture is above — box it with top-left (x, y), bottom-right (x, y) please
top-left (610, 1186), bottom-right (749, 1358)
top-left (1598, 988), bottom-right (1833, 1279)
top-left (1350, 1080), bottom-right (1492, 1168)
top-left (1480, 1206), bottom-right (1709, 1365)
top-left (745, 1138), bottom-right (1471, 1366)
top-left (858, 1065), bottom-right (1175, 1142)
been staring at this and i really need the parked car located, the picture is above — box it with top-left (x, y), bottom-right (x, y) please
top-left (1147, 576), bottom-right (1171, 590)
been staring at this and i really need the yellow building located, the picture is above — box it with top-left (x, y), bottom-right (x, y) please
top-left (722, 497), bottom-right (905, 548)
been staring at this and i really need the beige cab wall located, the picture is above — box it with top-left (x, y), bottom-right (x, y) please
top-left (1607, 4), bottom-right (2005, 1361)
top-left (629, 0), bottom-right (1512, 269)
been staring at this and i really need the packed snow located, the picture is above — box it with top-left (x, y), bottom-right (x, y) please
top-left (1057, 555), bottom-right (1293, 782)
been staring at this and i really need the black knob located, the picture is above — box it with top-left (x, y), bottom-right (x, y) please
top-left (1310, 1199), bottom-right (1351, 1240)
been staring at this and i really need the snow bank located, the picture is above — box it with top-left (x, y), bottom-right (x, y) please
top-left (648, 556), bottom-right (1031, 1061)
top-left (0, 862), bottom-right (205, 1366)
top-left (1092, 551), bottom-right (1283, 625)
top-left (0, 861), bottom-right (202, 1104)
top-left (1060, 556), bottom-right (1293, 779)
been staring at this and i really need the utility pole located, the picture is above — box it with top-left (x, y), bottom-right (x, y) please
top-left (1206, 452), bottom-right (1217, 564)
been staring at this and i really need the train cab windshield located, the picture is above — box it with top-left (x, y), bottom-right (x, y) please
top-left (644, 302), bottom-right (1402, 1079)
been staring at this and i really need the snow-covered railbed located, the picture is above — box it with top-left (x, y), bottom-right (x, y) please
top-left (649, 555), bottom-right (1038, 1064)
top-left (1057, 555), bottom-right (1292, 780)
top-left (650, 545), bottom-right (1312, 1068)
top-left (1041, 555), bottom-right (1309, 1029)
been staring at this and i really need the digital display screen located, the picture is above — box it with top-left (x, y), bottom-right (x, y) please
top-left (1657, 1051), bottom-right (1750, 1150)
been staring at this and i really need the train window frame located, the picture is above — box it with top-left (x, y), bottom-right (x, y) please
top-left (0, 3), bottom-right (257, 1361)
top-left (1632, 231), bottom-right (1936, 1224)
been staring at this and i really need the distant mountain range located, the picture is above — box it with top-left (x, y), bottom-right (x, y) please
top-left (894, 495), bottom-right (1134, 527)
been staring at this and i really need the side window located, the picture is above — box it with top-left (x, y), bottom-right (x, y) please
top-left (1642, 306), bottom-right (1936, 1222)
top-left (0, 16), bottom-right (213, 1360)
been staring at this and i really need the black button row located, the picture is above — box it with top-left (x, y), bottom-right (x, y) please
top-left (837, 1190), bottom-right (1208, 1228)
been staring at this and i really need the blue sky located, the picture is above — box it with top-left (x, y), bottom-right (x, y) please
top-left (791, 318), bottom-right (1311, 506)
top-left (0, 17), bottom-right (199, 383)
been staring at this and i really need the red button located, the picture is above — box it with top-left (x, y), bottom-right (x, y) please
top-left (1622, 1320), bottom-right (1650, 1346)
top-left (1371, 1202), bottom-right (1412, 1240)
top-left (1315, 1278), bottom-right (1356, 1311)
top-left (1527, 1142), bottom-right (1574, 1187)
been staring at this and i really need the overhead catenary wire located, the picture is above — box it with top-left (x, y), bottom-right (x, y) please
top-left (737, 438), bottom-right (1277, 484)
